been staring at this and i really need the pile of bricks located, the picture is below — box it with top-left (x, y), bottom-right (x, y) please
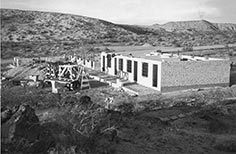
top-left (159, 110), bottom-right (200, 122)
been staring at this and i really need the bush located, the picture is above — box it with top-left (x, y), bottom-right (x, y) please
top-left (117, 103), bottom-right (134, 114)
top-left (8, 25), bottom-right (17, 31)
top-left (79, 95), bottom-right (91, 104)
top-left (214, 139), bottom-right (236, 152)
top-left (60, 95), bottom-right (79, 107)
top-left (182, 44), bottom-right (193, 52)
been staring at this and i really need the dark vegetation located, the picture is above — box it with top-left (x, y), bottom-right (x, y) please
top-left (1, 81), bottom-right (236, 154)
top-left (1, 41), bottom-right (105, 59)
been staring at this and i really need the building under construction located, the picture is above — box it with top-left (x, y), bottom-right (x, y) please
top-left (100, 51), bottom-right (231, 92)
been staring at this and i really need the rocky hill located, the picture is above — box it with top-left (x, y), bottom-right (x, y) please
top-left (151, 20), bottom-right (236, 32)
top-left (214, 23), bottom-right (236, 32)
top-left (1, 9), bottom-right (236, 59)
top-left (0, 9), bottom-right (137, 43)
top-left (117, 24), bottom-right (166, 35)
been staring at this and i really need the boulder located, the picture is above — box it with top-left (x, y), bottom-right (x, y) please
top-left (2, 105), bottom-right (40, 142)
top-left (1, 104), bottom-right (55, 153)
top-left (1, 107), bottom-right (12, 124)
top-left (80, 95), bottom-right (92, 105)
top-left (78, 95), bottom-right (93, 111)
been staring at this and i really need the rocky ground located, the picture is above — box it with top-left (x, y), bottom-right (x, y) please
top-left (1, 55), bottom-right (236, 154)
top-left (1, 75), bottom-right (236, 154)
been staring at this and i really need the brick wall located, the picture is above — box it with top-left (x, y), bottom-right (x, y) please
top-left (161, 60), bottom-right (230, 88)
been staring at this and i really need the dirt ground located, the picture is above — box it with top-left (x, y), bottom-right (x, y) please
top-left (1, 55), bottom-right (236, 154)
top-left (36, 100), bottom-right (236, 154)
top-left (1, 78), bottom-right (236, 154)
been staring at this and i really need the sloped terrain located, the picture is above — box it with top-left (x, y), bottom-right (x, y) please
top-left (0, 9), bottom-right (137, 43)
top-left (151, 20), bottom-right (236, 32)
top-left (215, 23), bottom-right (236, 32)
top-left (118, 24), bottom-right (166, 35)
top-left (1, 77), bottom-right (236, 154)
top-left (1, 59), bottom-right (236, 154)
top-left (1, 9), bottom-right (236, 59)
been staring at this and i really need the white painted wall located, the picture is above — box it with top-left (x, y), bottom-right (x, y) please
top-left (133, 57), bottom-right (162, 91)
top-left (84, 59), bottom-right (95, 69)
top-left (101, 52), bottom-right (162, 91)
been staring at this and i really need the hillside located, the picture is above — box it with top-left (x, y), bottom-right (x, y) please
top-left (215, 23), bottom-right (236, 32)
top-left (117, 24), bottom-right (167, 35)
top-left (1, 9), bottom-right (236, 59)
top-left (0, 9), bottom-right (137, 43)
top-left (151, 20), bottom-right (236, 32)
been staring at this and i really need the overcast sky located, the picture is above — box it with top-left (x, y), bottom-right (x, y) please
top-left (1, 0), bottom-right (236, 25)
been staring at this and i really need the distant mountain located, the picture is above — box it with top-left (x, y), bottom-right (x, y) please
top-left (214, 23), bottom-right (236, 32)
top-left (150, 20), bottom-right (236, 32)
top-left (2, 9), bottom-right (235, 44)
top-left (117, 24), bottom-right (166, 35)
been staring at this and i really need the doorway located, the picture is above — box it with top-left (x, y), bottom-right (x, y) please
top-left (134, 61), bottom-right (138, 82)
top-left (152, 64), bottom-right (158, 87)
top-left (102, 56), bottom-right (105, 72)
top-left (114, 58), bottom-right (117, 75)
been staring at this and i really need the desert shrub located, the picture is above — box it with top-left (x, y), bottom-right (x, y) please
top-left (198, 106), bottom-right (236, 134)
top-left (1, 86), bottom-right (29, 107)
top-left (8, 25), bottom-right (17, 31)
top-left (1, 85), bottom-right (61, 109)
top-left (182, 44), bottom-right (193, 52)
top-left (117, 103), bottom-right (134, 114)
top-left (51, 99), bottom-right (119, 153)
top-left (172, 39), bottom-right (181, 47)
top-left (214, 139), bottom-right (236, 152)
top-left (48, 146), bottom-right (77, 154)
top-left (228, 50), bottom-right (234, 56)
top-left (79, 95), bottom-right (91, 104)
top-left (60, 95), bottom-right (79, 107)
top-left (28, 30), bottom-right (37, 35)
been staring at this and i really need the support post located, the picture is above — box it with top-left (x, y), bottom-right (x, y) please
top-left (51, 80), bottom-right (58, 93)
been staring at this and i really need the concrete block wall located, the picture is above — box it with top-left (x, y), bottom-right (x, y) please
top-left (94, 61), bottom-right (101, 71)
top-left (161, 60), bottom-right (230, 88)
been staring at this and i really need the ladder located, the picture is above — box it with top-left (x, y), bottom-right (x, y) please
top-left (77, 66), bottom-right (90, 90)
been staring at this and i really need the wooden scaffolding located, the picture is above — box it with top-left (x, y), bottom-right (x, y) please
top-left (57, 64), bottom-right (90, 90)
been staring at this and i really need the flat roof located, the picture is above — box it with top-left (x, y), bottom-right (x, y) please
top-left (106, 51), bottom-right (226, 62)
top-left (105, 43), bottom-right (236, 53)
top-left (103, 44), bottom-right (232, 62)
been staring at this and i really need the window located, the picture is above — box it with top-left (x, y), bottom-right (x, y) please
top-left (119, 59), bottom-right (123, 71)
top-left (127, 60), bottom-right (132, 73)
top-left (142, 62), bottom-right (148, 77)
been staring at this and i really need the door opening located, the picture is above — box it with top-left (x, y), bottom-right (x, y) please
top-left (152, 64), bottom-right (158, 87)
top-left (134, 61), bottom-right (138, 82)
